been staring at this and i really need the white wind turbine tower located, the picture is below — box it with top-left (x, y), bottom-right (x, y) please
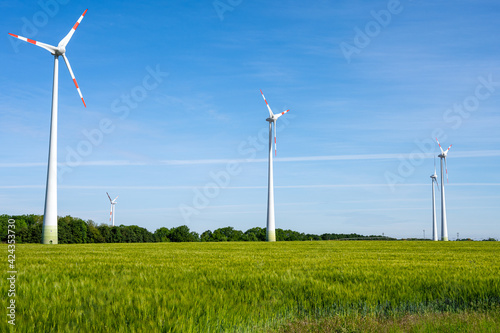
top-left (436, 138), bottom-right (452, 242)
top-left (430, 158), bottom-right (439, 241)
top-left (9, 10), bottom-right (88, 244)
top-left (107, 193), bottom-right (119, 227)
top-left (260, 90), bottom-right (290, 242)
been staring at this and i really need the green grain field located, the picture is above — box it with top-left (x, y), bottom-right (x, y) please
top-left (2, 241), bottom-right (499, 332)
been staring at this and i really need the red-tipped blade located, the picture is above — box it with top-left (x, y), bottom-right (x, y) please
top-left (7, 33), bottom-right (57, 53)
top-left (260, 90), bottom-right (274, 117)
top-left (275, 109), bottom-right (289, 119)
top-left (9, 33), bottom-right (37, 45)
top-left (62, 54), bottom-right (86, 107)
top-left (59, 9), bottom-right (88, 48)
top-left (435, 137), bottom-right (444, 154)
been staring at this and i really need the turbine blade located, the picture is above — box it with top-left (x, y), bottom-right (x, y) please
top-left (113, 196), bottom-right (119, 202)
top-left (62, 54), bottom-right (86, 107)
top-left (446, 144), bottom-right (452, 152)
top-left (58, 9), bottom-right (88, 48)
top-left (434, 178), bottom-right (440, 191)
top-left (274, 109), bottom-right (289, 119)
top-left (435, 138), bottom-right (444, 154)
top-left (7, 33), bottom-right (57, 54)
top-left (107, 192), bottom-right (112, 202)
top-left (445, 157), bottom-right (449, 183)
top-left (260, 90), bottom-right (274, 117)
top-left (274, 121), bottom-right (277, 156)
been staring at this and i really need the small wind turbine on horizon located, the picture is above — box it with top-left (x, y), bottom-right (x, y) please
top-left (107, 192), bottom-right (119, 227)
top-left (260, 90), bottom-right (290, 242)
top-left (436, 138), bottom-right (452, 241)
top-left (8, 9), bottom-right (88, 245)
top-left (430, 158), bottom-right (439, 242)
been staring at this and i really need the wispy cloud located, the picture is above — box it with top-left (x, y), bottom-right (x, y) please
top-left (3, 150), bottom-right (499, 168)
top-left (3, 183), bottom-right (499, 190)
top-left (0, 162), bottom-right (46, 167)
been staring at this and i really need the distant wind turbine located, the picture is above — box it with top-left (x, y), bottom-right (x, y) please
top-left (436, 138), bottom-right (452, 241)
top-left (107, 192), bottom-right (119, 227)
top-left (9, 10), bottom-right (88, 244)
top-left (260, 90), bottom-right (290, 242)
top-left (430, 158), bottom-right (439, 241)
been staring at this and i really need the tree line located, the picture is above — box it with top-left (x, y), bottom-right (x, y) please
top-left (1, 214), bottom-right (389, 244)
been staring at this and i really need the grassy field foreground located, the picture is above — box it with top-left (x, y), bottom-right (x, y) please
top-left (1, 241), bottom-right (499, 332)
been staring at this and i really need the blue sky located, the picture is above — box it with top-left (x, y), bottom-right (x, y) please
top-left (1, 0), bottom-right (499, 239)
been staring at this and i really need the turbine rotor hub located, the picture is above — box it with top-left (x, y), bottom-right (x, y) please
top-left (54, 46), bottom-right (66, 56)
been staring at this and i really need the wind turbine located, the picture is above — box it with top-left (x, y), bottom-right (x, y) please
top-left (430, 158), bottom-right (439, 241)
top-left (260, 90), bottom-right (289, 242)
top-left (107, 192), bottom-right (119, 227)
top-left (436, 138), bottom-right (452, 241)
top-left (9, 10), bottom-right (88, 244)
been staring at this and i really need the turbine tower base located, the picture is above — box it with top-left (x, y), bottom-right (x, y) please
top-left (267, 230), bottom-right (276, 242)
top-left (42, 225), bottom-right (58, 244)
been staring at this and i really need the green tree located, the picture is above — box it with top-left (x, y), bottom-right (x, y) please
top-left (0, 215), bottom-right (28, 243)
top-left (58, 216), bottom-right (72, 243)
top-left (277, 229), bottom-right (304, 241)
top-left (211, 229), bottom-right (228, 242)
top-left (242, 232), bottom-right (257, 241)
top-left (98, 225), bottom-right (113, 243)
top-left (169, 225), bottom-right (198, 242)
top-left (190, 231), bottom-right (200, 242)
top-left (155, 227), bottom-right (171, 242)
top-left (87, 220), bottom-right (104, 243)
top-left (69, 217), bottom-right (88, 243)
top-left (111, 226), bottom-right (123, 243)
top-left (245, 227), bottom-right (266, 241)
top-left (121, 226), bottom-right (137, 243)
top-left (30, 221), bottom-right (43, 243)
top-left (200, 230), bottom-right (212, 242)
top-left (216, 227), bottom-right (244, 241)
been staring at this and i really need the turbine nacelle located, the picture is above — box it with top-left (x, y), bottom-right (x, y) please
top-left (55, 45), bottom-right (66, 56)
top-left (431, 173), bottom-right (439, 190)
top-left (265, 110), bottom-right (289, 122)
top-left (37, 43), bottom-right (65, 56)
